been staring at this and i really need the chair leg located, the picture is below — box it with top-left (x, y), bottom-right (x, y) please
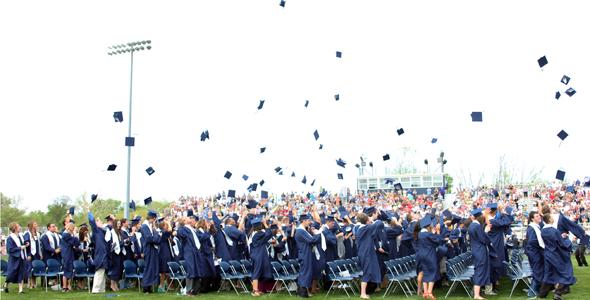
top-left (445, 280), bottom-right (457, 299)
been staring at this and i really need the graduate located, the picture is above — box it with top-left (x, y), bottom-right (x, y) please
top-left (223, 214), bottom-right (248, 261)
top-left (195, 219), bottom-right (217, 292)
top-left (60, 222), bottom-right (80, 292)
top-left (157, 219), bottom-right (174, 293)
top-left (3, 222), bottom-right (27, 294)
top-left (542, 204), bottom-right (590, 247)
top-left (294, 213), bottom-right (321, 298)
top-left (538, 213), bottom-right (576, 299)
top-left (525, 210), bottom-right (544, 297)
top-left (416, 214), bottom-right (444, 299)
top-left (468, 208), bottom-right (492, 300)
top-left (281, 215), bottom-right (297, 260)
top-left (23, 221), bottom-right (42, 289)
top-left (399, 212), bottom-right (417, 257)
top-left (485, 203), bottom-right (511, 292)
top-left (88, 212), bottom-right (109, 293)
top-left (342, 218), bottom-right (356, 259)
top-left (211, 211), bottom-right (232, 262)
top-left (177, 214), bottom-right (202, 296)
top-left (40, 223), bottom-right (61, 262)
top-left (104, 215), bottom-right (124, 292)
top-left (248, 216), bottom-right (274, 296)
top-left (268, 223), bottom-right (287, 261)
top-left (356, 208), bottom-right (384, 299)
top-left (129, 217), bottom-right (143, 262)
top-left (120, 218), bottom-right (133, 262)
top-left (140, 210), bottom-right (162, 293)
top-left (384, 215), bottom-right (403, 260)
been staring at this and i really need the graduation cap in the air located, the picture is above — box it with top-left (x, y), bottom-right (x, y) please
top-left (260, 147), bottom-right (266, 154)
top-left (471, 111), bottom-right (483, 122)
top-left (144, 197), bottom-right (153, 205)
top-left (311, 179), bottom-right (316, 186)
top-left (302, 176), bottom-right (307, 184)
top-left (337, 173), bottom-right (344, 180)
top-left (125, 137), bottom-right (135, 147)
top-left (259, 179), bottom-right (265, 186)
top-left (246, 199), bottom-right (258, 209)
top-left (200, 130), bottom-right (210, 141)
top-left (556, 170), bottom-right (566, 181)
top-left (555, 91), bottom-right (561, 100)
top-left (383, 154), bottom-right (390, 161)
top-left (394, 183), bottom-right (403, 191)
top-left (565, 87), bottom-right (576, 97)
top-left (274, 166), bottom-right (282, 173)
top-left (224, 171), bottom-right (232, 180)
top-left (91, 194), bottom-right (98, 203)
top-left (561, 75), bottom-right (571, 85)
top-left (420, 215), bottom-right (433, 228)
top-left (397, 128), bottom-right (405, 136)
top-left (336, 51), bottom-right (342, 58)
top-left (304, 100), bottom-right (309, 108)
top-left (113, 111), bottom-right (124, 122)
top-left (313, 130), bottom-right (320, 141)
top-left (369, 162), bottom-right (373, 167)
top-left (146, 167), bottom-right (155, 176)
top-left (129, 200), bottom-right (136, 211)
top-left (107, 164), bottom-right (117, 171)
top-left (257, 99), bottom-right (265, 110)
top-left (291, 171), bottom-right (296, 177)
top-left (537, 56), bottom-right (548, 68)
top-left (248, 183), bottom-right (258, 192)
top-left (228, 189), bottom-right (236, 198)
top-left (261, 190), bottom-right (269, 199)
top-left (557, 130), bottom-right (568, 141)
top-left (319, 144), bottom-right (323, 150)
top-left (242, 174), bottom-right (249, 181)
top-left (69, 207), bottom-right (75, 215)
top-left (334, 94), bottom-right (340, 101)
top-left (431, 138), bottom-right (438, 144)
top-left (336, 158), bottom-right (346, 168)
top-left (279, 0), bottom-right (285, 7)
top-left (385, 178), bottom-right (394, 185)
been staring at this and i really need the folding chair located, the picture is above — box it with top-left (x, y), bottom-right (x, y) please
top-left (123, 260), bottom-right (143, 292)
top-left (73, 260), bottom-right (94, 292)
top-left (31, 260), bottom-right (50, 292)
top-left (167, 261), bottom-right (186, 292)
top-left (45, 258), bottom-right (62, 290)
top-left (218, 261), bottom-right (245, 295)
top-left (325, 261), bottom-right (356, 297)
top-left (269, 261), bottom-right (294, 295)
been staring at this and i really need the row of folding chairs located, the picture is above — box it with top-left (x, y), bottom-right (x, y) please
top-left (30, 259), bottom-right (64, 292)
top-left (383, 255), bottom-right (418, 298)
top-left (504, 247), bottom-right (534, 298)
top-left (445, 252), bottom-right (474, 299)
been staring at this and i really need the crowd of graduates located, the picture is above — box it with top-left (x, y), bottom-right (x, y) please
top-left (2, 181), bottom-right (589, 299)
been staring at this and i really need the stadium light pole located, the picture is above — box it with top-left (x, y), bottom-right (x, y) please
top-left (108, 40), bottom-right (152, 219)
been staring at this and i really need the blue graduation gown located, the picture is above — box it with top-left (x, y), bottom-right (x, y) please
top-left (196, 229), bottom-right (217, 278)
top-left (385, 225), bottom-right (403, 259)
top-left (323, 228), bottom-right (338, 263)
top-left (557, 213), bottom-right (589, 246)
top-left (158, 231), bottom-right (174, 274)
top-left (468, 221), bottom-right (492, 286)
top-left (249, 230), bottom-right (273, 280)
top-left (399, 220), bottom-right (416, 257)
top-left (6, 235), bottom-right (26, 283)
top-left (342, 225), bottom-right (355, 259)
top-left (177, 226), bottom-right (200, 278)
top-left (60, 231), bottom-right (80, 279)
top-left (295, 227), bottom-right (321, 288)
top-left (416, 231), bottom-right (443, 282)
top-left (488, 213), bottom-right (511, 283)
top-left (212, 226), bottom-right (232, 262)
top-left (140, 223), bottom-right (161, 286)
top-left (23, 231), bottom-right (41, 279)
top-left (224, 225), bottom-right (247, 260)
top-left (525, 225), bottom-right (544, 283)
top-left (541, 226), bottom-right (576, 285)
top-left (283, 225), bottom-right (298, 260)
top-left (89, 212), bottom-right (109, 270)
top-left (40, 233), bottom-right (61, 262)
top-left (121, 229), bottom-right (133, 261)
top-left (356, 220), bottom-right (383, 284)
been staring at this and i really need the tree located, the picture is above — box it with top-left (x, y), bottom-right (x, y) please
top-left (45, 195), bottom-right (73, 227)
top-left (0, 192), bottom-right (27, 227)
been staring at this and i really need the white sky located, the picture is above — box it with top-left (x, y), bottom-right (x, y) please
top-left (1, 0), bottom-right (589, 211)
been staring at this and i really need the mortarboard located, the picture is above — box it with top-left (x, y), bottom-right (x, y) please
top-left (278, 171), bottom-right (283, 175)
top-left (224, 171), bottom-right (232, 179)
top-left (567, 185), bottom-right (575, 193)
top-left (355, 163), bottom-right (360, 168)
top-left (369, 162), bottom-right (373, 167)
top-left (523, 191), bottom-right (529, 197)
top-left (248, 183), bottom-right (258, 192)
top-left (394, 183), bottom-right (403, 191)
top-left (200, 130), bottom-right (210, 142)
top-left (279, 0), bottom-right (285, 7)
top-left (147, 210), bottom-right (157, 219)
top-left (336, 51), bottom-right (342, 58)
top-left (334, 94), bottom-right (340, 101)
top-left (144, 197), bottom-right (152, 205)
top-left (251, 217), bottom-right (263, 226)
top-left (363, 206), bottom-right (376, 215)
top-left (113, 111), bottom-right (123, 122)
top-left (261, 190), bottom-right (269, 199)
top-left (125, 137), bottom-right (135, 147)
top-left (471, 208), bottom-right (482, 217)
top-left (319, 144), bottom-right (323, 150)
top-left (257, 100), bottom-right (265, 110)
top-left (274, 166), bottom-right (282, 173)
top-left (187, 209), bottom-right (194, 217)
top-left (313, 130), bottom-right (320, 141)
top-left (260, 147), bottom-right (266, 154)
top-left (442, 209), bottom-right (452, 220)
top-left (270, 224), bottom-right (278, 230)
top-left (383, 154), bottom-right (390, 161)
top-left (145, 167), bottom-right (155, 176)
top-left (337, 173), bottom-right (343, 180)
top-left (242, 174), bottom-right (249, 181)
top-left (326, 215), bottom-right (336, 222)
top-left (291, 171), bottom-right (296, 177)
top-left (107, 164), bottom-right (117, 171)
top-left (304, 100), bottom-right (309, 108)
top-left (228, 189), bottom-right (236, 198)
top-left (565, 87), bottom-right (576, 97)
top-left (129, 200), bottom-right (136, 211)
top-left (259, 179), bottom-right (265, 186)
top-left (246, 199), bottom-right (258, 209)
top-left (431, 138), bottom-right (438, 144)
top-left (561, 75), bottom-right (570, 85)
top-left (537, 56), bottom-right (548, 68)
top-left (69, 207), bottom-right (75, 215)
top-left (556, 170), bottom-right (565, 181)
top-left (385, 178), bottom-right (394, 185)
top-left (471, 111), bottom-right (483, 122)
top-left (505, 206), bottom-right (514, 215)
top-left (419, 215), bottom-right (432, 228)
top-left (311, 179), bottom-right (316, 186)
top-left (336, 158), bottom-right (346, 168)
top-left (91, 194), bottom-right (98, 203)
top-left (424, 159), bottom-right (429, 165)
top-left (131, 218), bottom-right (141, 226)
top-left (486, 202), bottom-right (498, 209)
top-left (555, 91), bottom-right (561, 100)
top-left (557, 130), bottom-right (568, 141)
top-left (299, 214), bottom-right (311, 221)
top-left (301, 176), bottom-right (307, 184)
top-left (397, 128), bottom-right (405, 136)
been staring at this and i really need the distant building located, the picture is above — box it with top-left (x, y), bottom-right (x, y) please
top-left (356, 173), bottom-right (445, 194)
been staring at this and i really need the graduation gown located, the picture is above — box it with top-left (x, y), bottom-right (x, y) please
top-left (385, 225), bottom-right (403, 259)
top-left (541, 225), bottom-right (576, 286)
top-left (284, 225), bottom-right (298, 260)
top-left (130, 232), bottom-right (143, 261)
top-left (525, 224), bottom-right (545, 283)
top-left (23, 231), bottom-right (41, 279)
top-left (158, 231), bottom-right (174, 274)
top-left (140, 222), bottom-right (161, 286)
top-left (224, 225), bottom-right (247, 260)
top-left (121, 229), bottom-right (133, 261)
top-left (60, 231), bottom-right (80, 279)
top-left (89, 212), bottom-right (108, 270)
top-left (40, 232), bottom-right (61, 262)
top-left (342, 225), bottom-right (355, 259)
top-left (416, 230), bottom-right (443, 282)
top-left (6, 234), bottom-right (26, 283)
top-left (557, 213), bottom-right (589, 246)
top-left (177, 225), bottom-right (201, 278)
top-left (294, 226), bottom-right (321, 288)
top-left (249, 230), bottom-right (273, 280)
top-left (399, 220), bottom-right (416, 257)
top-left (196, 229), bottom-right (217, 278)
top-left (469, 220), bottom-right (492, 286)
top-left (211, 218), bottom-right (232, 262)
top-left (488, 213), bottom-right (511, 282)
top-left (356, 220), bottom-right (383, 284)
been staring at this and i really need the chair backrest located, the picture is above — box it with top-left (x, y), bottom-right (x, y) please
top-left (219, 261), bottom-right (232, 274)
top-left (179, 260), bottom-right (189, 274)
top-left (137, 259), bottom-right (145, 273)
top-left (281, 260), bottom-right (294, 274)
top-left (46, 258), bottom-right (61, 272)
top-left (270, 261), bottom-right (285, 276)
top-left (73, 260), bottom-right (87, 274)
top-left (240, 259), bottom-right (252, 271)
top-left (123, 260), bottom-right (138, 275)
top-left (228, 260), bottom-right (244, 274)
top-left (167, 261), bottom-right (183, 277)
top-left (32, 260), bottom-right (47, 274)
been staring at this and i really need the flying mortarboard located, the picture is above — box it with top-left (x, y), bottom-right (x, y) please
top-left (302, 176), bottom-right (307, 184)
top-left (125, 137), bottom-right (135, 147)
top-left (69, 207), bottom-right (75, 215)
top-left (242, 174), bottom-right (249, 181)
top-left (431, 138), bottom-right (438, 144)
top-left (556, 170), bottom-right (565, 181)
top-left (304, 100), bottom-right (309, 108)
top-left (129, 200), bottom-right (136, 211)
top-left (260, 147), bottom-right (266, 154)
top-left (144, 197), bottom-right (153, 205)
top-left (107, 164), bottom-right (117, 171)
top-left (561, 75), bottom-right (571, 85)
top-left (334, 94), bottom-right (340, 101)
top-left (261, 190), bottom-right (269, 199)
top-left (146, 167), bottom-right (155, 176)
top-left (537, 56), bottom-right (548, 68)
top-left (259, 180), bottom-right (265, 186)
top-left (291, 172), bottom-right (296, 177)
top-left (383, 154), bottom-right (390, 161)
top-left (279, 0), bottom-right (285, 7)
top-left (336, 158), bottom-right (346, 168)
top-left (319, 144), bottom-right (323, 150)
top-left (257, 100), bottom-right (265, 110)
top-left (313, 130), bottom-right (320, 141)
top-left (224, 171), bottom-right (232, 179)
top-left (557, 130), bottom-right (568, 141)
top-left (337, 173), bottom-right (343, 180)
top-left (394, 183), bottom-right (403, 191)
top-left (555, 91), bottom-right (561, 100)
top-left (228, 190), bottom-right (236, 198)
top-left (355, 163), bottom-right (360, 168)
top-left (91, 194), bottom-right (98, 203)
top-left (274, 166), bottom-right (282, 173)
top-left (200, 130), bottom-right (210, 142)
top-left (336, 51), bottom-right (342, 58)
top-left (385, 178), bottom-right (394, 185)
top-left (311, 179), bottom-right (316, 186)
top-left (248, 183), bottom-right (258, 192)
top-left (565, 87), bottom-right (576, 97)
top-left (397, 128), bottom-right (405, 136)
top-left (113, 111), bottom-right (123, 122)
top-left (471, 111), bottom-right (483, 122)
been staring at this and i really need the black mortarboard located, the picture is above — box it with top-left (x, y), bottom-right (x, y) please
top-left (200, 130), bottom-right (210, 142)
top-left (319, 144), bottom-right (323, 150)
top-left (144, 197), bottom-right (152, 205)
top-left (147, 210), bottom-right (157, 219)
top-left (337, 173), bottom-right (343, 180)
top-left (424, 159), bottom-right (428, 165)
top-left (260, 147), bottom-right (266, 154)
top-left (397, 128), bottom-right (404, 136)
top-left (313, 130), bottom-right (320, 141)
top-left (91, 194), bottom-right (98, 203)
top-left (471, 111), bottom-right (483, 122)
top-left (246, 199), bottom-right (258, 209)
top-left (394, 183), bottom-right (403, 191)
top-left (369, 162), bottom-right (373, 167)
top-left (385, 178), bottom-right (394, 185)
top-left (311, 179), bottom-right (316, 186)
top-left (280, 0), bottom-right (285, 7)
top-left (557, 130), bottom-right (568, 141)
top-left (228, 189), bottom-right (236, 198)
top-left (334, 94), bottom-right (340, 101)
top-left (146, 167), bottom-right (155, 176)
top-left (291, 171), bottom-right (296, 177)
top-left (259, 179), bottom-right (265, 186)
top-left (556, 170), bottom-right (565, 181)
top-left (274, 166), bottom-right (282, 173)
top-left (442, 209), bottom-right (452, 220)
top-left (242, 174), bottom-right (249, 181)
top-left (257, 99), bottom-right (265, 110)
top-left (336, 158), bottom-right (346, 168)
top-left (107, 164), bottom-right (117, 171)
top-left (248, 183), bottom-right (258, 192)
top-left (278, 171), bottom-right (283, 175)
top-left (302, 176), bottom-right (307, 184)
top-left (113, 111), bottom-right (123, 122)
top-left (125, 137), bottom-right (135, 147)
top-left (224, 171), bottom-right (232, 179)
top-left (363, 206), bottom-right (376, 216)
top-left (336, 51), bottom-right (342, 58)
top-left (187, 209), bottom-right (194, 217)
top-left (431, 138), bottom-right (438, 144)
top-left (261, 190), bottom-right (269, 199)
top-left (537, 56), bottom-right (548, 68)
top-left (561, 75), bottom-right (570, 85)
top-left (129, 200), bottom-right (136, 211)
top-left (383, 154), bottom-right (390, 161)
top-left (304, 100), bottom-right (309, 108)
top-left (523, 191), bottom-right (529, 197)
top-left (565, 87), bottom-right (576, 97)
top-left (355, 163), bottom-right (360, 168)
top-left (555, 91), bottom-right (561, 100)
top-left (69, 207), bottom-right (75, 215)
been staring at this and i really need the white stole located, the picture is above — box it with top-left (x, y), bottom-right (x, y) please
top-left (222, 225), bottom-right (235, 246)
top-left (186, 225), bottom-right (201, 250)
top-left (10, 233), bottom-right (26, 259)
top-left (529, 223), bottom-right (545, 248)
top-left (44, 231), bottom-right (57, 249)
top-left (26, 230), bottom-right (40, 256)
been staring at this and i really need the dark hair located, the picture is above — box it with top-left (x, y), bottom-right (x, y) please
top-left (542, 213), bottom-right (553, 224)
top-left (47, 223), bottom-right (52, 229)
top-left (476, 214), bottom-right (485, 225)
top-left (79, 226), bottom-right (89, 241)
top-left (412, 222), bottom-right (421, 241)
top-left (528, 211), bottom-right (538, 224)
top-left (541, 205), bottom-right (551, 215)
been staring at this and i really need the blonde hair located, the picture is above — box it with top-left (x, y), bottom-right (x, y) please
top-left (65, 222), bottom-right (76, 233)
top-left (8, 222), bottom-right (20, 233)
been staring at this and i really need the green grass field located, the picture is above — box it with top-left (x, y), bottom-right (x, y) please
top-left (1, 257), bottom-right (588, 299)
